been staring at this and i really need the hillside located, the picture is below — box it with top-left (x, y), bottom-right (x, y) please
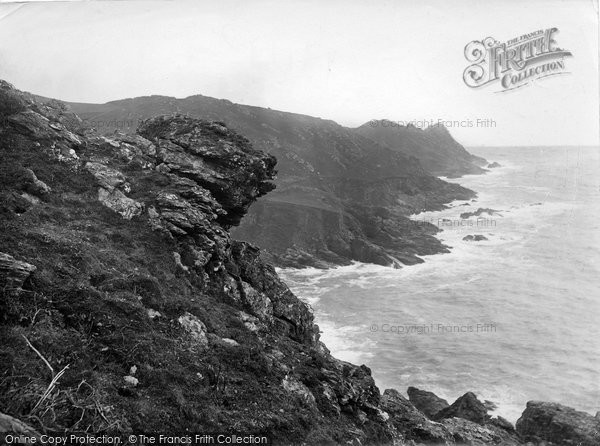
top-left (67, 95), bottom-right (477, 268)
top-left (2, 81), bottom-right (598, 446)
top-left (355, 120), bottom-right (488, 178)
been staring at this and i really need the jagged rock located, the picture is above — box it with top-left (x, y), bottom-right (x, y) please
top-left (407, 386), bottom-right (449, 419)
top-left (516, 401), bottom-right (600, 446)
top-left (487, 162), bottom-right (501, 168)
top-left (85, 162), bottom-right (129, 191)
top-left (0, 80), bottom-right (570, 445)
top-left (483, 400), bottom-right (498, 411)
top-left (319, 383), bottom-right (342, 416)
top-left (97, 187), bottom-right (143, 220)
top-left (177, 312), bottom-right (208, 349)
top-left (460, 208), bottom-right (501, 219)
top-left (237, 311), bottom-right (262, 332)
top-left (137, 115), bottom-right (276, 227)
top-left (17, 168), bottom-right (51, 196)
top-left (441, 417), bottom-right (510, 445)
top-left (463, 234), bottom-right (488, 242)
top-left (147, 309), bottom-right (161, 319)
top-left (172, 252), bottom-right (189, 273)
top-left (434, 391), bottom-right (490, 425)
top-left (0, 252), bottom-right (36, 291)
top-left (282, 376), bottom-right (316, 405)
top-left (380, 389), bottom-right (453, 444)
top-left (69, 93), bottom-right (483, 269)
top-left (239, 280), bottom-right (274, 322)
top-left (123, 376), bottom-right (139, 386)
top-left (7, 111), bottom-right (82, 163)
top-left (230, 241), bottom-right (316, 342)
top-left (490, 415), bottom-right (515, 432)
top-left (219, 338), bottom-right (239, 347)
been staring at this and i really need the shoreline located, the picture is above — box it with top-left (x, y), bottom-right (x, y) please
top-left (280, 158), bottom-right (597, 428)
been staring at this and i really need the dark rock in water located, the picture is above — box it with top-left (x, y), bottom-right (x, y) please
top-left (487, 162), bottom-right (501, 168)
top-left (381, 389), bottom-right (522, 445)
top-left (406, 386), bottom-right (449, 419)
top-left (460, 207), bottom-right (501, 219)
top-left (463, 234), bottom-right (488, 241)
top-left (0, 252), bottom-right (36, 291)
top-left (516, 401), bottom-right (600, 446)
top-left (483, 399), bottom-right (498, 411)
top-left (434, 391), bottom-right (490, 425)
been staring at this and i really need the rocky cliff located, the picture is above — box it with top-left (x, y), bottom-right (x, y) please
top-left (66, 95), bottom-right (476, 268)
top-left (355, 121), bottom-right (488, 178)
top-left (2, 81), bottom-right (596, 446)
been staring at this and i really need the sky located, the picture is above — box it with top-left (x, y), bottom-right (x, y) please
top-left (0, 0), bottom-right (598, 146)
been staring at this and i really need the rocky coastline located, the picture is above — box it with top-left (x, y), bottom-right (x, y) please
top-left (66, 94), bottom-right (478, 270)
top-left (1, 81), bottom-right (598, 445)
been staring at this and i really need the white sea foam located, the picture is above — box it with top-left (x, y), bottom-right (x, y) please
top-left (280, 147), bottom-right (600, 423)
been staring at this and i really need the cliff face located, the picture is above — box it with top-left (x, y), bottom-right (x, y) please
top-left (67, 95), bottom-right (476, 268)
top-left (0, 81), bottom-right (383, 443)
top-left (355, 121), bottom-right (488, 178)
top-left (2, 82), bottom-right (596, 446)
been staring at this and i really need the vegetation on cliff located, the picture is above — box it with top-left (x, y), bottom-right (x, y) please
top-left (67, 95), bottom-right (477, 268)
top-left (2, 81), bottom-right (597, 446)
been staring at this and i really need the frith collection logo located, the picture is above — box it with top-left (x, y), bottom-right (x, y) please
top-left (463, 27), bottom-right (572, 92)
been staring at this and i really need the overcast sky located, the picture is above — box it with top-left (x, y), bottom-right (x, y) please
top-left (0, 0), bottom-right (598, 146)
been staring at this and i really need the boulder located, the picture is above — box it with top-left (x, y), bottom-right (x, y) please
top-left (380, 388), bottom-right (453, 444)
top-left (97, 187), bottom-right (143, 220)
top-left (406, 386), bottom-right (449, 419)
top-left (177, 312), bottom-right (209, 349)
top-left (490, 415), bottom-right (515, 432)
top-left (84, 162), bottom-right (128, 191)
top-left (516, 401), bottom-right (600, 446)
top-left (463, 234), bottom-right (488, 242)
top-left (0, 252), bottom-right (36, 291)
top-left (460, 208), bottom-right (501, 219)
top-left (137, 115), bottom-right (276, 227)
top-left (282, 376), bottom-right (316, 405)
top-left (17, 168), bottom-right (51, 196)
top-left (434, 391), bottom-right (490, 425)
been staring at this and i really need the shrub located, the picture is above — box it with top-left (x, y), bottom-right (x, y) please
top-left (0, 88), bottom-right (27, 119)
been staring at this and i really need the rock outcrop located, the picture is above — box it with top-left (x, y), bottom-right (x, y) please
top-left (355, 120), bottom-right (488, 178)
top-left (434, 391), bottom-right (490, 424)
top-left (0, 81), bottom-right (392, 444)
top-left (516, 401), bottom-right (600, 446)
top-left (0, 252), bottom-right (36, 291)
top-left (67, 94), bottom-right (477, 268)
top-left (1, 81), bottom-right (594, 446)
top-left (460, 208), bottom-right (501, 219)
top-left (406, 386), bottom-right (449, 419)
top-left (463, 234), bottom-right (488, 242)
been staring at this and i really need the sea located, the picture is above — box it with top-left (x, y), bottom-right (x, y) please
top-left (279, 146), bottom-right (600, 423)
